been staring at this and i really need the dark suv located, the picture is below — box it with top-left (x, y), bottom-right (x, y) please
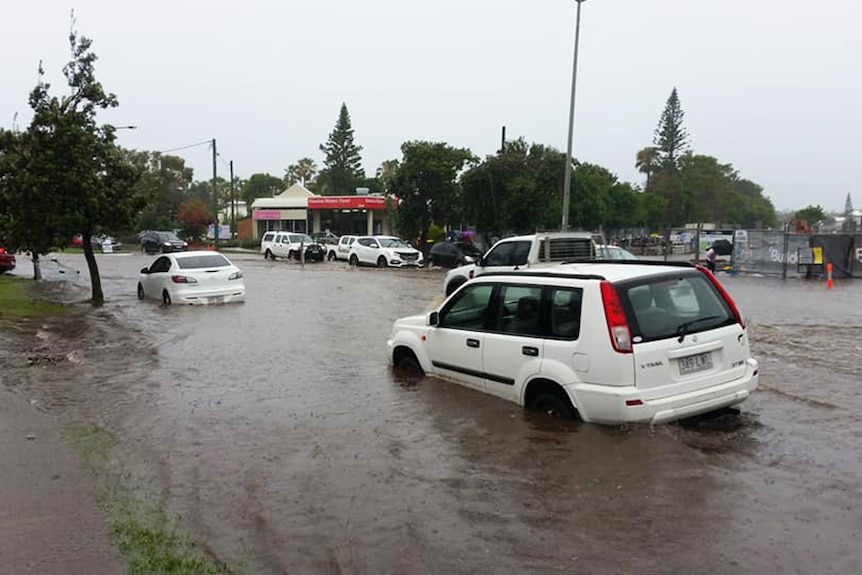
top-left (140, 231), bottom-right (188, 254)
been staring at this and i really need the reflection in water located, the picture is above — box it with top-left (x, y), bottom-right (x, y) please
top-left (2, 255), bottom-right (861, 574)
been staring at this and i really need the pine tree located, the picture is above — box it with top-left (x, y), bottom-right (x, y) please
top-left (317, 103), bottom-right (365, 194)
top-left (653, 87), bottom-right (689, 170)
top-left (844, 192), bottom-right (853, 215)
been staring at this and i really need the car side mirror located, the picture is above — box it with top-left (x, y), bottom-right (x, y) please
top-left (428, 311), bottom-right (439, 327)
top-left (476, 255), bottom-right (484, 267)
top-left (140, 267), bottom-right (149, 274)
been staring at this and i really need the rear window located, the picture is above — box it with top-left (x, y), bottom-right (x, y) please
top-left (621, 273), bottom-right (735, 343)
top-left (177, 255), bottom-right (231, 269)
top-left (537, 238), bottom-right (594, 262)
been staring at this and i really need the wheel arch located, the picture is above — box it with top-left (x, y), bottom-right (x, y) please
top-left (523, 378), bottom-right (577, 415)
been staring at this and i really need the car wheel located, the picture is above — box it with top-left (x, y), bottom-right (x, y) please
top-left (532, 393), bottom-right (576, 420)
top-left (377, 256), bottom-right (388, 268)
top-left (137, 283), bottom-right (145, 300)
top-left (288, 250), bottom-right (296, 260)
top-left (327, 251), bottom-right (336, 261)
top-left (349, 255), bottom-right (358, 266)
top-left (162, 290), bottom-right (172, 306)
top-left (394, 353), bottom-right (424, 377)
top-left (264, 249), bottom-right (272, 260)
top-left (445, 278), bottom-right (466, 296)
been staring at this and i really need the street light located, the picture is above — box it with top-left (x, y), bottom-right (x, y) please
top-left (561, 0), bottom-right (587, 231)
top-left (106, 124), bottom-right (137, 130)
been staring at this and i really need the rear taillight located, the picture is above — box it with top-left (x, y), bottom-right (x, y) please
top-left (600, 281), bottom-right (632, 353)
top-left (171, 275), bottom-right (197, 284)
top-left (697, 267), bottom-right (744, 327)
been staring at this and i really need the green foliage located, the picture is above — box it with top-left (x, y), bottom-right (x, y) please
top-left (0, 25), bottom-right (140, 303)
top-left (794, 205), bottom-right (825, 226)
top-left (388, 141), bottom-right (473, 244)
top-left (635, 146), bottom-right (659, 190)
top-left (242, 173), bottom-right (283, 206)
top-left (284, 157), bottom-right (317, 188)
top-left (317, 103), bottom-right (365, 194)
top-left (427, 224), bottom-right (446, 243)
top-left (177, 197), bottom-right (213, 241)
top-left (653, 87), bottom-right (689, 169)
top-left (128, 151), bottom-right (193, 232)
top-left (461, 139), bottom-right (564, 239)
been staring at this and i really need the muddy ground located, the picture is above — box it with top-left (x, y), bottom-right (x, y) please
top-left (1, 252), bottom-right (860, 574)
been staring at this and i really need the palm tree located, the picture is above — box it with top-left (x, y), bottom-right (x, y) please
top-left (635, 147), bottom-right (659, 190)
top-left (284, 157), bottom-right (318, 187)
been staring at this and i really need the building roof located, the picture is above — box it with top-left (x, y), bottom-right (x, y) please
top-left (252, 183), bottom-right (318, 210)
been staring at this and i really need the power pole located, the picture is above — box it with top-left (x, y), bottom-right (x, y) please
top-left (212, 138), bottom-right (218, 247)
top-left (230, 160), bottom-right (236, 239)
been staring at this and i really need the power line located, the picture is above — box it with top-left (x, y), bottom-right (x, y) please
top-left (155, 139), bottom-right (212, 155)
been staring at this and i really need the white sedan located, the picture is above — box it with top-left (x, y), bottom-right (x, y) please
top-left (137, 251), bottom-right (246, 305)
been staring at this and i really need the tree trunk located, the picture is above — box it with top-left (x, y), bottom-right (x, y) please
top-left (82, 234), bottom-right (104, 306)
top-left (32, 253), bottom-right (43, 281)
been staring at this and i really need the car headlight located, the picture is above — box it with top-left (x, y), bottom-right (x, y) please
top-left (229, 271), bottom-right (243, 280)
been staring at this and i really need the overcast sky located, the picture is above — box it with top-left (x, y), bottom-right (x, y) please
top-left (3, 0), bottom-right (859, 212)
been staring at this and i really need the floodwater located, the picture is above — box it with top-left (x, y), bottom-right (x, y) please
top-left (2, 253), bottom-right (861, 574)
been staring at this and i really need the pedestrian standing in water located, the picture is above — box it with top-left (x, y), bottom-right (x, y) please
top-left (705, 244), bottom-right (717, 272)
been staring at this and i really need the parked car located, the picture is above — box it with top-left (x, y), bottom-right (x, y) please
top-left (0, 247), bottom-right (16, 274)
top-left (348, 236), bottom-right (424, 268)
top-left (261, 231), bottom-right (324, 261)
top-left (596, 245), bottom-right (638, 261)
top-left (443, 232), bottom-right (596, 295)
top-left (388, 260), bottom-right (758, 425)
top-left (312, 231), bottom-right (339, 250)
top-left (137, 251), bottom-right (245, 305)
top-left (140, 231), bottom-right (188, 254)
top-left (327, 235), bottom-right (358, 261)
top-left (427, 241), bottom-right (484, 269)
top-left (71, 234), bottom-right (121, 251)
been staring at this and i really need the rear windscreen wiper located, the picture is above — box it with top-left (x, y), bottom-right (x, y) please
top-left (676, 315), bottom-right (721, 343)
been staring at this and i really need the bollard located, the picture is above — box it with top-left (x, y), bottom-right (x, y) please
top-left (826, 262), bottom-right (833, 289)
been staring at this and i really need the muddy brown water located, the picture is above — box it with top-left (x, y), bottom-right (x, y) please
top-left (2, 253), bottom-right (861, 574)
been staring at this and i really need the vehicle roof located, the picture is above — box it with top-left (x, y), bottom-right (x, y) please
top-left (474, 261), bottom-right (700, 283)
top-left (166, 250), bottom-right (230, 259)
top-left (498, 231), bottom-right (595, 242)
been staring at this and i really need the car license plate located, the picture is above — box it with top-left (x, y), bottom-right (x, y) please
top-left (208, 295), bottom-right (225, 305)
top-left (679, 352), bottom-right (713, 375)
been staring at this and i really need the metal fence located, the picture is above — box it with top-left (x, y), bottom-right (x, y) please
top-left (617, 227), bottom-right (862, 279)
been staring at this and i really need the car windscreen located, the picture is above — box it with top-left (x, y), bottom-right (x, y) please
top-left (290, 234), bottom-right (314, 244)
top-left (620, 272), bottom-right (735, 343)
top-left (379, 238), bottom-right (409, 248)
top-left (156, 232), bottom-right (180, 241)
top-left (176, 255), bottom-right (231, 269)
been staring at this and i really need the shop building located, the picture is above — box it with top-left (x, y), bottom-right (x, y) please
top-left (251, 184), bottom-right (398, 240)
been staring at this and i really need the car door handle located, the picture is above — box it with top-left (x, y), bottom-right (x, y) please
top-left (522, 346), bottom-right (539, 356)
top-left (466, 338), bottom-right (480, 348)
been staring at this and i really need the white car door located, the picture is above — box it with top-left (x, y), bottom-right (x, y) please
top-left (476, 240), bottom-right (532, 277)
top-left (272, 233), bottom-right (290, 258)
top-left (356, 237), bottom-right (379, 264)
top-left (142, 256), bottom-right (173, 298)
top-left (481, 284), bottom-right (545, 403)
top-left (425, 283), bottom-right (495, 392)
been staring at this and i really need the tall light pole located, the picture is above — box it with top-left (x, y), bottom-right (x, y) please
top-left (561, 0), bottom-right (587, 231)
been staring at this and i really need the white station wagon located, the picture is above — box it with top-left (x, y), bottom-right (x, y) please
top-left (387, 261), bottom-right (758, 425)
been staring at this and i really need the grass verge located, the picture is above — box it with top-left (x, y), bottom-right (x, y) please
top-left (0, 275), bottom-right (76, 320)
top-left (65, 422), bottom-right (234, 575)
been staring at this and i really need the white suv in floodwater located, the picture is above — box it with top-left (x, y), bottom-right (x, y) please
top-left (388, 261), bottom-right (758, 425)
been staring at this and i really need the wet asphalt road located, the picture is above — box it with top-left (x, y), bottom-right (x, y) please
top-left (3, 251), bottom-right (861, 574)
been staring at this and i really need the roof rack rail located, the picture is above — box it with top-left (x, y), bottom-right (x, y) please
top-left (561, 259), bottom-right (697, 268)
top-left (476, 270), bottom-right (607, 281)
